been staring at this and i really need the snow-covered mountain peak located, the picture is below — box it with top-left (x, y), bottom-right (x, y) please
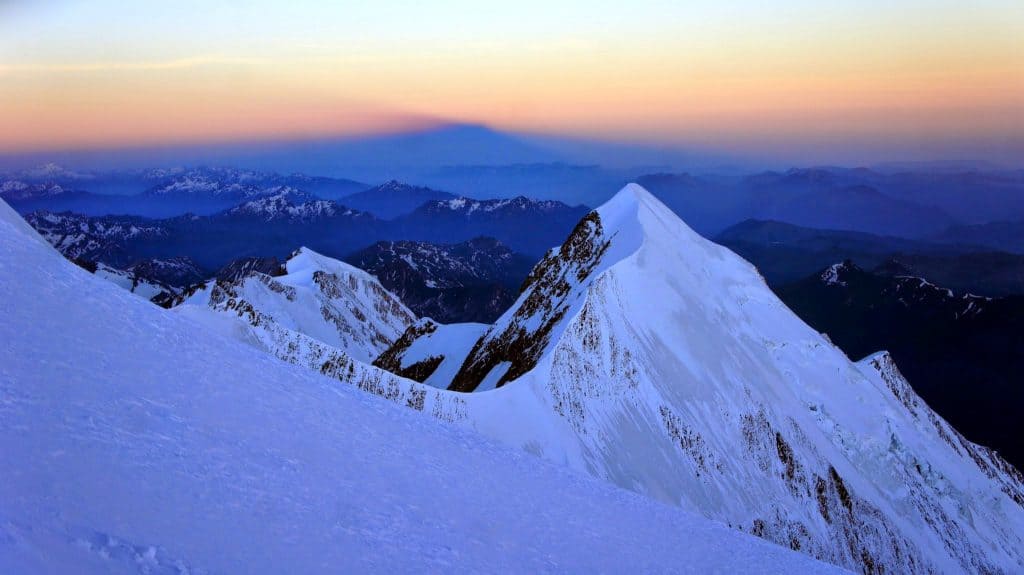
top-left (285, 246), bottom-right (385, 287)
top-left (375, 179), bottom-right (408, 191)
top-left (0, 181), bottom-right (71, 201)
top-left (578, 182), bottom-right (729, 278)
top-left (19, 162), bottom-right (90, 180)
top-left (181, 246), bottom-right (415, 363)
top-left (376, 183), bottom-right (1024, 572)
top-left (224, 188), bottom-right (358, 221)
top-left (428, 195), bottom-right (576, 216)
top-left (592, 181), bottom-right (701, 256)
top-left (443, 183), bottom-right (750, 393)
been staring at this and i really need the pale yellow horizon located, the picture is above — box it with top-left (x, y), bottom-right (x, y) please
top-left (1, 1), bottom-right (1022, 161)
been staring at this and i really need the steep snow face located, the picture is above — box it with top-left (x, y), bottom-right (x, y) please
top-left (180, 247), bottom-right (415, 363)
top-left (1, 198), bottom-right (847, 574)
top-left (378, 184), bottom-right (1024, 573)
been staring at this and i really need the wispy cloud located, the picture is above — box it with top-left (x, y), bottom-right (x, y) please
top-left (0, 55), bottom-right (264, 74)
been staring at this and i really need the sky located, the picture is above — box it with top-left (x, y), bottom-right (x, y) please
top-left (1, 0), bottom-right (1022, 165)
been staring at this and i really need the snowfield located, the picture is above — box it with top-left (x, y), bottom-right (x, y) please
top-left (0, 198), bottom-right (844, 573)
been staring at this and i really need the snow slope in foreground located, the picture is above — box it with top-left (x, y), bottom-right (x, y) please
top-left (0, 200), bottom-right (842, 573)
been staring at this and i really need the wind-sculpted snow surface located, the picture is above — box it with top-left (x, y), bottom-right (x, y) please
top-left (0, 198), bottom-right (846, 574)
top-left (377, 184), bottom-right (1024, 573)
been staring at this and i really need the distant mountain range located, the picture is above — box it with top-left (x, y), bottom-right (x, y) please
top-left (338, 180), bottom-right (457, 219)
top-left (637, 167), bottom-right (1024, 238)
top-left (70, 256), bottom-right (205, 307)
top-left (345, 237), bottom-right (535, 323)
top-left (386, 196), bottom-right (589, 256)
top-left (716, 219), bottom-right (1024, 295)
top-left (6, 163), bottom-right (1024, 244)
top-left (23, 189), bottom-right (585, 271)
top-left (931, 220), bottom-right (1024, 254)
top-left (0, 166), bottom-right (368, 217)
top-left (777, 261), bottom-right (1024, 468)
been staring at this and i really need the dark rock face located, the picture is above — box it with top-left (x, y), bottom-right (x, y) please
top-left (777, 261), bottom-right (1024, 469)
top-left (373, 319), bottom-right (443, 382)
top-left (448, 211), bottom-right (611, 392)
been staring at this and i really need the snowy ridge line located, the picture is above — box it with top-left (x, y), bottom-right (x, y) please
top-left (432, 195), bottom-right (572, 215)
top-left (191, 184), bottom-right (1024, 574)
top-left (186, 184), bottom-right (1024, 572)
top-left (178, 246), bottom-right (415, 364)
top-left (17, 179), bottom-right (1022, 573)
top-left (1, 196), bottom-right (846, 574)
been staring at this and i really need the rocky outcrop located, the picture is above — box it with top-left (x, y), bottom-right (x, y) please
top-left (448, 212), bottom-right (611, 392)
